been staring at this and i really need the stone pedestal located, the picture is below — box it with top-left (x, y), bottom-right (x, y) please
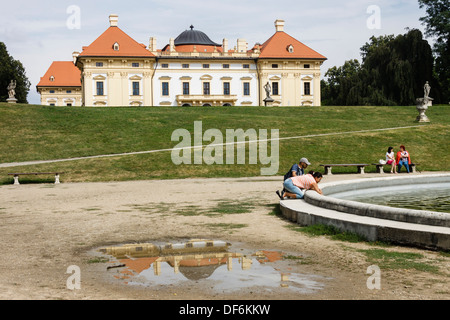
top-left (264, 98), bottom-right (274, 107)
top-left (416, 98), bottom-right (430, 123)
top-left (7, 98), bottom-right (17, 104)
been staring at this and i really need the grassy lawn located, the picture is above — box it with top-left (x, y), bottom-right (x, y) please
top-left (0, 103), bottom-right (448, 184)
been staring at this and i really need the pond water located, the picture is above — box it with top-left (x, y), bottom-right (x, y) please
top-left (98, 240), bottom-right (329, 295)
top-left (330, 182), bottom-right (450, 213)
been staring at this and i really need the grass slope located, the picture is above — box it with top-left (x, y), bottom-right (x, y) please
top-left (0, 103), bottom-right (448, 184)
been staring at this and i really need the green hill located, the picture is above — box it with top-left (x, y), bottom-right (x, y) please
top-left (0, 103), bottom-right (448, 184)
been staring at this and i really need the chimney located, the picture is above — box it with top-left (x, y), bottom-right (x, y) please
top-left (275, 19), bottom-right (285, 32)
top-left (222, 39), bottom-right (228, 53)
top-left (72, 51), bottom-right (80, 64)
top-left (169, 38), bottom-right (175, 52)
top-left (109, 14), bottom-right (119, 27)
top-left (149, 37), bottom-right (157, 52)
top-left (237, 39), bottom-right (247, 53)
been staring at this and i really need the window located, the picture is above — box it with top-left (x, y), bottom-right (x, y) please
top-left (182, 64), bottom-right (190, 69)
top-left (49, 90), bottom-right (55, 94)
top-left (203, 64), bottom-right (210, 69)
top-left (223, 82), bottom-right (230, 95)
top-left (96, 82), bottom-right (104, 96)
top-left (287, 45), bottom-right (294, 53)
top-left (203, 82), bottom-right (210, 95)
top-left (304, 64), bottom-right (310, 69)
top-left (183, 82), bottom-right (190, 95)
top-left (272, 64), bottom-right (278, 68)
top-left (132, 82), bottom-right (140, 96)
top-left (96, 62), bottom-right (104, 67)
top-left (113, 42), bottom-right (120, 51)
top-left (243, 82), bottom-right (250, 96)
top-left (132, 63), bottom-right (140, 68)
top-left (50, 76), bottom-right (55, 82)
top-left (162, 82), bottom-right (169, 96)
top-left (161, 64), bottom-right (169, 68)
top-left (66, 103), bottom-right (72, 107)
top-left (243, 64), bottom-right (250, 69)
top-left (272, 82), bottom-right (279, 95)
top-left (66, 90), bottom-right (72, 94)
top-left (304, 82), bottom-right (311, 95)
top-left (223, 64), bottom-right (230, 69)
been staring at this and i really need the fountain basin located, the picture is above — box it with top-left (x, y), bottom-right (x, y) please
top-left (280, 174), bottom-right (450, 250)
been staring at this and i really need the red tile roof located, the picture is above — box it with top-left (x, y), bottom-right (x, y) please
top-left (78, 26), bottom-right (154, 58)
top-left (259, 31), bottom-right (326, 60)
top-left (37, 61), bottom-right (81, 87)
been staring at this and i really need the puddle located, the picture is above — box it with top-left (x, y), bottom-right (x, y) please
top-left (95, 239), bottom-right (329, 295)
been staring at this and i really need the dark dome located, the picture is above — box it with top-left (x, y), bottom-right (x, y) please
top-left (174, 25), bottom-right (221, 46)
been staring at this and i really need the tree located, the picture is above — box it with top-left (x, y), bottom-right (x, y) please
top-left (321, 29), bottom-right (436, 106)
top-left (418, 0), bottom-right (450, 103)
top-left (0, 42), bottom-right (30, 103)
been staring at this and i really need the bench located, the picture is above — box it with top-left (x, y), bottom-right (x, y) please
top-left (320, 164), bottom-right (370, 175)
top-left (372, 163), bottom-right (419, 174)
top-left (8, 172), bottom-right (63, 185)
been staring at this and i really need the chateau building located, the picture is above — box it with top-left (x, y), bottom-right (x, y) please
top-left (37, 15), bottom-right (326, 107)
top-left (36, 61), bottom-right (82, 106)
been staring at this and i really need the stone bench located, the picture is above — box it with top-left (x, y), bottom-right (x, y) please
top-left (372, 163), bottom-right (419, 174)
top-left (8, 172), bottom-right (63, 185)
top-left (319, 164), bottom-right (370, 175)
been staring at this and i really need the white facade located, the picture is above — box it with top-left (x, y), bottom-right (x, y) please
top-left (153, 60), bottom-right (259, 106)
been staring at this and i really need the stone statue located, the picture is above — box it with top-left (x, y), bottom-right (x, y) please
top-left (415, 81), bottom-right (433, 122)
top-left (263, 81), bottom-right (274, 107)
top-left (264, 82), bottom-right (272, 99)
top-left (6, 80), bottom-right (17, 104)
top-left (424, 81), bottom-right (431, 100)
top-left (7, 80), bottom-right (16, 99)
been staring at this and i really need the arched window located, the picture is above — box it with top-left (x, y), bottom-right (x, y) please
top-left (113, 42), bottom-right (120, 51)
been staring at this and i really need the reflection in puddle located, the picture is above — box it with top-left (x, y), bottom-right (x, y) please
top-left (98, 240), bottom-right (328, 294)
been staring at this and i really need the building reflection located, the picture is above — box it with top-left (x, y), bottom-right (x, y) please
top-left (100, 240), bottom-right (284, 283)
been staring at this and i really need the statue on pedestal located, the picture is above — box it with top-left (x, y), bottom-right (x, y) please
top-left (415, 81), bottom-right (433, 122)
top-left (6, 80), bottom-right (17, 104)
top-left (263, 81), bottom-right (274, 107)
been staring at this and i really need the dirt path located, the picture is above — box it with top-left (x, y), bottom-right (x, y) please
top-left (0, 174), bottom-right (448, 300)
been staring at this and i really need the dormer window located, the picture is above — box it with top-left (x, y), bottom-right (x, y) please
top-left (287, 45), bottom-right (294, 53)
top-left (113, 42), bottom-right (120, 51)
top-left (50, 76), bottom-right (55, 82)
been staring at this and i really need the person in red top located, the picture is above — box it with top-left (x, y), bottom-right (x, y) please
top-left (280, 172), bottom-right (323, 199)
top-left (396, 145), bottom-right (411, 173)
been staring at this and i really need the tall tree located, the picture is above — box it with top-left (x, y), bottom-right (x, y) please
top-left (0, 42), bottom-right (30, 103)
top-left (418, 0), bottom-right (450, 103)
top-left (321, 29), bottom-right (435, 106)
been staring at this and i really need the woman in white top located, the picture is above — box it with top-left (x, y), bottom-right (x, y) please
top-left (385, 146), bottom-right (397, 173)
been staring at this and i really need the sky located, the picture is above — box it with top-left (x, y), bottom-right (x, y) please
top-left (0, 0), bottom-right (430, 105)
